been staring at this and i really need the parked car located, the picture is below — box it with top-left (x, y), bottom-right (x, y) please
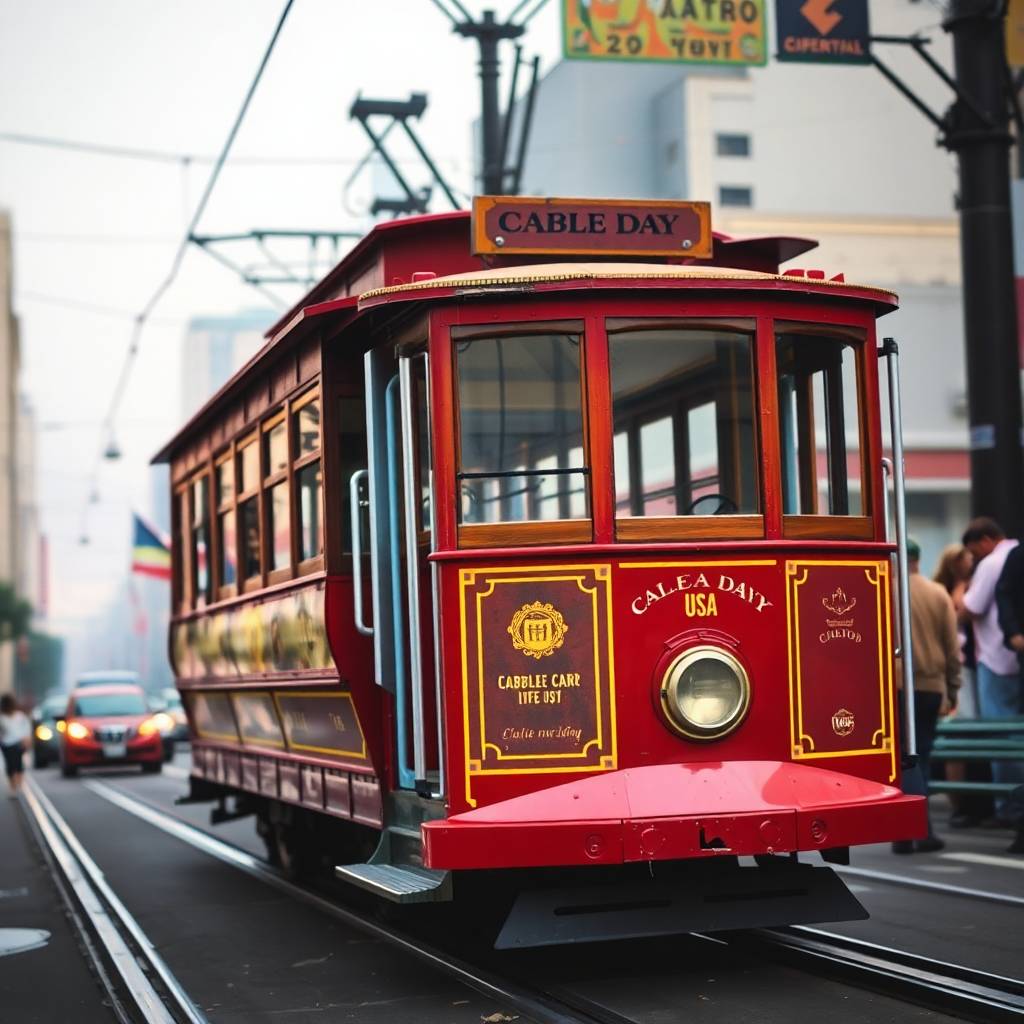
top-left (31, 693), bottom-right (68, 768)
top-left (59, 684), bottom-right (163, 777)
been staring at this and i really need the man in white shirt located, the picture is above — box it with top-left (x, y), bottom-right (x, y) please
top-left (962, 517), bottom-right (1024, 827)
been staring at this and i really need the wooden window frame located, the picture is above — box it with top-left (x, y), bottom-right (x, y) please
top-left (452, 320), bottom-right (593, 549)
top-left (262, 410), bottom-right (292, 586)
top-left (236, 430), bottom-right (262, 593)
top-left (776, 323), bottom-right (872, 539)
top-left (214, 448), bottom-right (237, 601)
top-left (292, 387), bottom-right (324, 575)
top-left (189, 471), bottom-right (212, 610)
top-left (607, 318), bottom-right (765, 543)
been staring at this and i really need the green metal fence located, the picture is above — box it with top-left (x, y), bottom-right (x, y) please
top-left (929, 718), bottom-right (1024, 796)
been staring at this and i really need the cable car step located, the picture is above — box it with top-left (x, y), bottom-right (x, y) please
top-left (334, 863), bottom-right (451, 903)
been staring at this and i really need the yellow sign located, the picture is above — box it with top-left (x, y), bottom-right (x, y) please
top-left (1009, 0), bottom-right (1024, 68)
top-left (563, 0), bottom-right (767, 66)
top-left (508, 601), bottom-right (569, 659)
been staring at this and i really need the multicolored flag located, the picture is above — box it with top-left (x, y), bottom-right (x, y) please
top-left (132, 514), bottom-right (171, 580)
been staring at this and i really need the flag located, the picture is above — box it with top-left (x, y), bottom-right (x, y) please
top-left (132, 514), bottom-right (171, 580)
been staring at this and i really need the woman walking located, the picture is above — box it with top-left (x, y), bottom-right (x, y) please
top-left (0, 694), bottom-right (31, 796)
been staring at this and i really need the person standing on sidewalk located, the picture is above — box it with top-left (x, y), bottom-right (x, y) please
top-left (0, 694), bottom-right (31, 796)
top-left (893, 539), bottom-right (960, 854)
top-left (961, 517), bottom-right (1024, 832)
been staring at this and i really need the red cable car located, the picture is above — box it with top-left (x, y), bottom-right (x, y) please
top-left (158, 197), bottom-right (926, 947)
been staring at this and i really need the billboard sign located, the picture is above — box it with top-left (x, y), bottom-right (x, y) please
top-left (776, 0), bottom-right (871, 64)
top-left (562, 0), bottom-right (767, 67)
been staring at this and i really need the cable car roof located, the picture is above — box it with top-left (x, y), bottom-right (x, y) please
top-left (357, 261), bottom-right (898, 312)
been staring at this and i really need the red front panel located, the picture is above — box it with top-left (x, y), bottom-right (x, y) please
top-left (441, 552), bottom-right (900, 817)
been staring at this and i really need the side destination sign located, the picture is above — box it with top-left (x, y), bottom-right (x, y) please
top-left (472, 196), bottom-right (713, 259)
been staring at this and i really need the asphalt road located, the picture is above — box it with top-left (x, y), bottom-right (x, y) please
top-left (5, 749), bottom-right (1019, 1023)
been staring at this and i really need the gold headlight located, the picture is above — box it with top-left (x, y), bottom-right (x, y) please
top-left (35, 724), bottom-right (53, 741)
top-left (659, 645), bottom-right (750, 740)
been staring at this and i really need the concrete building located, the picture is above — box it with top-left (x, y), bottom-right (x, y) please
top-left (0, 211), bottom-right (44, 696)
top-left (512, 0), bottom-right (979, 572)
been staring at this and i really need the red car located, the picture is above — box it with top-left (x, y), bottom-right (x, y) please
top-left (59, 684), bottom-right (164, 777)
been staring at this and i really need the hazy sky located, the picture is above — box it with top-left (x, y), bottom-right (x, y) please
top-left (0, 0), bottom-right (563, 635)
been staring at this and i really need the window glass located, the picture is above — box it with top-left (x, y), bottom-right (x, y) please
top-left (295, 399), bottom-right (320, 456)
top-left (719, 186), bottom-right (753, 207)
top-left (298, 461), bottom-right (322, 562)
top-left (191, 476), bottom-right (210, 603)
top-left (240, 497), bottom-right (260, 580)
top-left (268, 482), bottom-right (290, 571)
top-left (216, 459), bottom-right (234, 507)
top-left (218, 509), bottom-right (237, 587)
top-left (456, 330), bottom-right (588, 524)
top-left (264, 419), bottom-right (287, 475)
top-left (776, 327), bottom-right (864, 516)
top-left (176, 490), bottom-right (189, 606)
top-left (238, 442), bottom-right (259, 494)
top-left (610, 324), bottom-right (758, 518)
top-left (716, 132), bottom-right (751, 157)
top-left (74, 694), bottom-right (147, 717)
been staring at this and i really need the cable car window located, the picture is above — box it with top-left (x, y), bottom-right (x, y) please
top-left (610, 323), bottom-right (759, 522)
top-left (268, 481), bottom-right (290, 570)
top-left (776, 327), bottom-right (864, 517)
top-left (238, 440), bottom-right (259, 495)
top-left (190, 475), bottom-right (211, 606)
top-left (455, 330), bottom-right (588, 525)
top-left (297, 461), bottom-right (322, 561)
top-left (295, 399), bottom-right (320, 457)
top-left (240, 497), bottom-right (260, 581)
top-left (218, 509), bottom-right (237, 588)
top-left (264, 418), bottom-right (288, 475)
top-left (215, 456), bottom-right (236, 593)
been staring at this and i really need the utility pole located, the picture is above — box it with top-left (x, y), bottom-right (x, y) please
top-left (944, 1), bottom-right (1024, 535)
top-left (456, 12), bottom-right (525, 193)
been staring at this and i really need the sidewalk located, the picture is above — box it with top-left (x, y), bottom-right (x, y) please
top-left (0, 786), bottom-right (113, 1023)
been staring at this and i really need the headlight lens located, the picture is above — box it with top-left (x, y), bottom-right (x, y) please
top-left (137, 717), bottom-right (162, 737)
top-left (66, 721), bottom-right (90, 741)
top-left (660, 646), bottom-right (750, 740)
top-left (35, 724), bottom-right (53, 741)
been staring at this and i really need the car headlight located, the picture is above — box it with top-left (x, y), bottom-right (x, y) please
top-left (659, 645), bottom-right (750, 740)
top-left (35, 724), bottom-right (53, 742)
top-left (137, 717), bottom-right (163, 737)
top-left (66, 721), bottom-right (90, 741)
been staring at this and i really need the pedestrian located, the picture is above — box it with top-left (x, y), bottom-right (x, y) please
top-left (893, 538), bottom-right (960, 854)
top-left (933, 543), bottom-right (984, 827)
top-left (995, 540), bottom-right (1024, 854)
top-left (961, 517), bottom-right (1024, 833)
top-left (0, 693), bottom-right (31, 797)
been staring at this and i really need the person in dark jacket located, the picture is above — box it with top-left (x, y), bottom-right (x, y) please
top-left (995, 545), bottom-right (1024, 854)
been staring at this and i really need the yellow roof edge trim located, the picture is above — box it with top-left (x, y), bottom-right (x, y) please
top-left (357, 262), bottom-right (897, 304)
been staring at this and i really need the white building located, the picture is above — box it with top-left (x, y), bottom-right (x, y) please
top-left (513, 0), bottom-right (975, 571)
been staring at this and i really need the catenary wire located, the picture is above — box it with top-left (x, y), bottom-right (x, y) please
top-left (81, 0), bottom-right (296, 541)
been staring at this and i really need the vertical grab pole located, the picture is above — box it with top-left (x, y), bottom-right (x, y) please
top-left (881, 337), bottom-right (917, 759)
top-left (399, 353), bottom-right (429, 790)
top-left (349, 469), bottom-right (373, 636)
top-left (421, 350), bottom-right (445, 800)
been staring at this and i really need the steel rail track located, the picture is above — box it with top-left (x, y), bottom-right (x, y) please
top-left (20, 775), bottom-right (208, 1024)
top-left (82, 778), bottom-right (639, 1024)
top-left (82, 774), bottom-right (1024, 1023)
top-left (741, 925), bottom-right (1024, 1023)
top-left (836, 862), bottom-right (1024, 908)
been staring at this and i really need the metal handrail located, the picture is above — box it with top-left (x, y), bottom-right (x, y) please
top-left (881, 338), bottom-right (916, 758)
top-left (349, 469), bottom-right (373, 637)
top-left (399, 353), bottom-right (429, 792)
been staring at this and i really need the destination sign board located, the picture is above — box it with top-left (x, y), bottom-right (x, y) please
top-left (562, 0), bottom-right (767, 66)
top-left (472, 196), bottom-right (713, 259)
top-left (776, 0), bottom-right (871, 64)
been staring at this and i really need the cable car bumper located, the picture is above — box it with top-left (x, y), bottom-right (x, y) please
top-left (422, 760), bottom-right (927, 870)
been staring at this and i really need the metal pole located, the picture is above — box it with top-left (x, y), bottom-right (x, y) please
top-left (456, 12), bottom-right (525, 195)
top-left (943, 0), bottom-right (1024, 536)
top-left (883, 339), bottom-right (917, 760)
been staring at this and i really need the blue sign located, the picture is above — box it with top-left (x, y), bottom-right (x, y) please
top-left (776, 0), bottom-right (871, 64)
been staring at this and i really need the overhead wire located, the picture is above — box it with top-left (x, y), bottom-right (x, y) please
top-left (81, 0), bottom-right (296, 541)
